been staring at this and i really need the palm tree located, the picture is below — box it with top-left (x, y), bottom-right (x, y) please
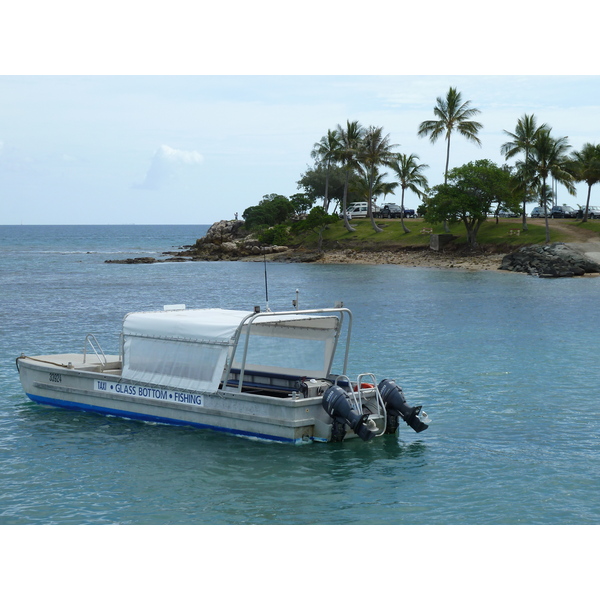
top-left (335, 120), bottom-right (365, 232)
top-left (355, 126), bottom-right (398, 232)
top-left (501, 114), bottom-right (549, 230)
top-left (351, 168), bottom-right (397, 207)
top-left (380, 180), bottom-right (399, 206)
top-left (525, 130), bottom-right (575, 242)
top-left (310, 129), bottom-right (340, 213)
top-left (568, 143), bottom-right (600, 222)
top-left (389, 153), bottom-right (429, 233)
top-left (418, 86), bottom-right (483, 184)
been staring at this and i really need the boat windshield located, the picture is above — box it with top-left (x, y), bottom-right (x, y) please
top-left (234, 318), bottom-right (340, 377)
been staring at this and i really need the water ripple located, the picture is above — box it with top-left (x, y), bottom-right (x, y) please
top-left (2, 226), bottom-right (600, 524)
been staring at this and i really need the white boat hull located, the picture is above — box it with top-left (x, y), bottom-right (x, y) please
top-left (17, 354), bottom-right (381, 443)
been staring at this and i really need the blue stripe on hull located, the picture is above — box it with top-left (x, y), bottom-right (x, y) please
top-left (26, 393), bottom-right (302, 444)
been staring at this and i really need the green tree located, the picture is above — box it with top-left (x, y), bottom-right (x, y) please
top-left (289, 193), bottom-right (314, 216)
top-left (501, 114), bottom-right (549, 230)
top-left (335, 120), bottom-right (365, 233)
top-left (489, 166), bottom-right (526, 224)
top-left (350, 167), bottom-right (397, 209)
top-left (568, 143), bottom-right (600, 222)
top-left (297, 163), bottom-right (358, 210)
top-left (355, 125), bottom-right (398, 232)
top-left (524, 130), bottom-right (575, 242)
top-left (310, 129), bottom-right (341, 213)
top-left (418, 86), bottom-right (483, 184)
top-left (389, 153), bottom-right (429, 233)
top-left (424, 159), bottom-right (515, 248)
top-left (291, 206), bottom-right (338, 252)
top-left (379, 181), bottom-right (399, 204)
top-left (242, 194), bottom-right (295, 229)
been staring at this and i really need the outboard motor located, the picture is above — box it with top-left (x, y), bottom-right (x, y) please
top-left (322, 385), bottom-right (377, 442)
top-left (378, 379), bottom-right (430, 434)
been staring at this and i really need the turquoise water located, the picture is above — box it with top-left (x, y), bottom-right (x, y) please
top-left (1, 225), bottom-right (600, 525)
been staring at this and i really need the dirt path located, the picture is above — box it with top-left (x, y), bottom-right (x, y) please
top-left (541, 219), bottom-right (600, 263)
top-left (541, 219), bottom-right (597, 241)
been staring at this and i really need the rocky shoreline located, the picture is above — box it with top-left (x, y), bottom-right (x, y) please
top-left (500, 243), bottom-right (600, 277)
top-left (105, 219), bottom-right (600, 277)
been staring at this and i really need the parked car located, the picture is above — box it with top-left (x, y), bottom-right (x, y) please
top-left (377, 203), bottom-right (403, 218)
top-left (372, 204), bottom-right (416, 219)
top-left (339, 202), bottom-right (370, 219)
top-left (550, 205), bottom-right (577, 218)
top-left (530, 206), bottom-right (546, 218)
top-left (587, 206), bottom-right (600, 219)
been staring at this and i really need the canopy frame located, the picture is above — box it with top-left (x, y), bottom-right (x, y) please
top-left (223, 308), bottom-right (352, 392)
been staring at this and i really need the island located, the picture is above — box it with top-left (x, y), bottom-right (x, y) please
top-left (104, 218), bottom-right (600, 278)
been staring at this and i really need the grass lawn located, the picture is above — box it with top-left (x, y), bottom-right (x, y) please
top-left (294, 217), bottom-right (600, 252)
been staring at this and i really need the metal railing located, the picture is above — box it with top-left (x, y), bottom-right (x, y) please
top-left (335, 372), bottom-right (387, 437)
top-left (83, 333), bottom-right (108, 369)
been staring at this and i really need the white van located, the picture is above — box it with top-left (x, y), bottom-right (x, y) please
top-left (341, 202), bottom-right (372, 219)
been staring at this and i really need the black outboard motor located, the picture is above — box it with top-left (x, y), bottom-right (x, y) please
top-left (378, 379), bottom-right (430, 434)
top-left (322, 385), bottom-right (377, 442)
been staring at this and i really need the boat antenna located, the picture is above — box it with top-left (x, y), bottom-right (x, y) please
top-left (263, 253), bottom-right (270, 312)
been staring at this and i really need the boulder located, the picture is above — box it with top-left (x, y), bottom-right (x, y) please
top-left (197, 219), bottom-right (245, 245)
top-left (190, 220), bottom-right (289, 260)
top-left (221, 241), bottom-right (238, 253)
top-left (500, 243), bottom-right (600, 277)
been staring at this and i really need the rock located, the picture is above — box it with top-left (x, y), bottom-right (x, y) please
top-left (106, 220), bottom-right (290, 264)
top-left (192, 220), bottom-right (288, 260)
top-left (500, 243), bottom-right (600, 277)
top-left (194, 220), bottom-right (245, 246)
top-left (430, 234), bottom-right (458, 251)
top-left (221, 241), bottom-right (238, 253)
top-left (105, 256), bottom-right (157, 264)
top-left (272, 250), bottom-right (323, 263)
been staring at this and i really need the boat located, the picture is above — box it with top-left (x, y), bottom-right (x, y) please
top-left (15, 303), bottom-right (430, 443)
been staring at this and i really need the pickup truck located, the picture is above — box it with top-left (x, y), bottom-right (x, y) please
top-left (374, 204), bottom-right (415, 218)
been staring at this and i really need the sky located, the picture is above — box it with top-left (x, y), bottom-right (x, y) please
top-left (2, 4), bottom-right (600, 225)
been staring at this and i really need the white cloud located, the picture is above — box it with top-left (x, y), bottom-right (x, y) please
top-left (159, 145), bottom-right (204, 165)
top-left (135, 144), bottom-right (204, 190)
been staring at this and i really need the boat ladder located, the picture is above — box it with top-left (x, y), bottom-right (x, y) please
top-left (83, 333), bottom-right (108, 370)
top-left (335, 373), bottom-right (387, 436)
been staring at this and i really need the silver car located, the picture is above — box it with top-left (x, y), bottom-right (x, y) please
top-left (587, 206), bottom-right (600, 219)
top-left (530, 206), bottom-right (545, 218)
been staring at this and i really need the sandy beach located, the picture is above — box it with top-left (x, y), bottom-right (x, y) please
top-left (315, 248), bottom-right (506, 271)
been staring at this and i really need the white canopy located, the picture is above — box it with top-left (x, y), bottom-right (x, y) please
top-left (121, 309), bottom-right (251, 392)
top-left (122, 308), bottom-right (253, 343)
top-left (121, 308), bottom-right (344, 392)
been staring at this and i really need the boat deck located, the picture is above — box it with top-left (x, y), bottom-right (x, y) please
top-left (19, 353), bottom-right (123, 375)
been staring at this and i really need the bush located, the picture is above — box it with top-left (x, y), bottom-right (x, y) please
top-left (258, 223), bottom-right (290, 246)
